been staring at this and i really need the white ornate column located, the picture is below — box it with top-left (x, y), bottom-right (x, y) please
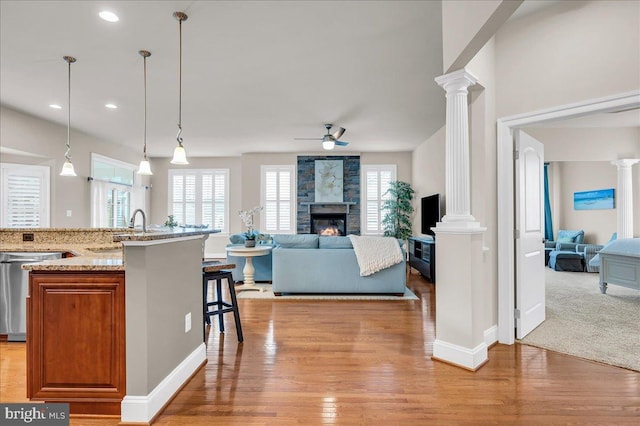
top-left (431, 68), bottom-right (488, 371)
top-left (611, 159), bottom-right (640, 238)
top-left (434, 68), bottom-right (479, 228)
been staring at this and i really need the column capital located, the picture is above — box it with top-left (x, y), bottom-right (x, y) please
top-left (611, 159), bottom-right (640, 169)
top-left (435, 68), bottom-right (479, 94)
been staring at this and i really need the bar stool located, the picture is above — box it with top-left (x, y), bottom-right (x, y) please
top-left (202, 261), bottom-right (243, 342)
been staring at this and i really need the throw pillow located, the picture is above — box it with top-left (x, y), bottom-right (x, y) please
top-left (229, 233), bottom-right (246, 244)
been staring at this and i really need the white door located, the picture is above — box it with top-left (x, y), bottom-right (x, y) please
top-left (515, 130), bottom-right (545, 339)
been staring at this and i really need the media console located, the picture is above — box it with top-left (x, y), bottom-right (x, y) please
top-left (408, 236), bottom-right (435, 283)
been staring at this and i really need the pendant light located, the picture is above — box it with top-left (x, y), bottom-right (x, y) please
top-left (137, 50), bottom-right (153, 175)
top-left (170, 11), bottom-right (189, 165)
top-left (60, 55), bottom-right (77, 176)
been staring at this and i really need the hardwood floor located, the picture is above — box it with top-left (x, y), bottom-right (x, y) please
top-left (1, 272), bottom-right (638, 425)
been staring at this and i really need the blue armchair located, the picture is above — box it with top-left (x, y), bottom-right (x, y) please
top-left (544, 229), bottom-right (585, 265)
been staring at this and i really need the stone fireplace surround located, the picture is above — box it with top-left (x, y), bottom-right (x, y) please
top-left (296, 155), bottom-right (360, 234)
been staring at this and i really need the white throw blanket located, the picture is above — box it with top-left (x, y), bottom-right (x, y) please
top-left (348, 235), bottom-right (403, 277)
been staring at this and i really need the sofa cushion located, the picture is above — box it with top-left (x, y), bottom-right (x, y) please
top-left (557, 229), bottom-right (584, 243)
top-left (273, 234), bottom-right (319, 248)
top-left (319, 236), bottom-right (353, 249)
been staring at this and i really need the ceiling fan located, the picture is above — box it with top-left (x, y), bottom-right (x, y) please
top-left (294, 123), bottom-right (349, 150)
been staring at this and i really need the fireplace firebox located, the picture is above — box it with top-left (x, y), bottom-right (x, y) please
top-left (310, 213), bottom-right (347, 236)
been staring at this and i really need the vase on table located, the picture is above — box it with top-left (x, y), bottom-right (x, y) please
top-left (245, 239), bottom-right (256, 248)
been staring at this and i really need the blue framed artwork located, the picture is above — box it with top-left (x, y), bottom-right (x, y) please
top-left (574, 188), bottom-right (615, 210)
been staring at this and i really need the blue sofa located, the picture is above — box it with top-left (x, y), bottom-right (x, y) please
top-left (271, 235), bottom-right (406, 295)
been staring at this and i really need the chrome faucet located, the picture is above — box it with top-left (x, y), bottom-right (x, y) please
top-left (129, 209), bottom-right (147, 233)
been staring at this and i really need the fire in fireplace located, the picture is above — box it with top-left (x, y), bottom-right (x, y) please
top-left (311, 213), bottom-right (347, 236)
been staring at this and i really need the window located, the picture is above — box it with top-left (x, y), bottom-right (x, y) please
top-left (361, 164), bottom-right (397, 235)
top-left (168, 169), bottom-right (229, 232)
top-left (1, 163), bottom-right (50, 227)
top-left (90, 154), bottom-right (144, 228)
top-left (261, 165), bottom-right (295, 234)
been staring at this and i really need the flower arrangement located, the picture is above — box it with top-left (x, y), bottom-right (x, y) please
top-left (238, 206), bottom-right (263, 239)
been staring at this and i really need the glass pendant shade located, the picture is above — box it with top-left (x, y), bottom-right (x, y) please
top-left (137, 159), bottom-right (153, 175)
top-left (171, 145), bottom-right (188, 164)
top-left (60, 160), bottom-right (77, 176)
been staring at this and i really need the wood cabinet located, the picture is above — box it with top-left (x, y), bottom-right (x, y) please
top-left (27, 271), bottom-right (126, 416)
top-left (408, 237), bottom-right (435, 283)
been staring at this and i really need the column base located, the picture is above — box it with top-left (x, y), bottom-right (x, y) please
top-left (432, 339), bottom-right (488, 371)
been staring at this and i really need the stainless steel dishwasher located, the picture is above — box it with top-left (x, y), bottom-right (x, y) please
top-left (0, 251), bottom-right (63, 341)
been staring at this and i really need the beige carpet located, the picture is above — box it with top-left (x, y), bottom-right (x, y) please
top-left (519, 268), bottom-right (640, 371)
top-left (236, 283), bottom-right (418, 300)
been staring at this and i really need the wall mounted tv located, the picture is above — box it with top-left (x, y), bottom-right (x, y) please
top-left (421, 193), bottom-right (441, 237)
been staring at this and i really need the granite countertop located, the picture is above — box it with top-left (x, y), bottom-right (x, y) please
top-left (3, 227), bottom-right (220, 272)
top-left (113, 227), bottom-right (220, 242)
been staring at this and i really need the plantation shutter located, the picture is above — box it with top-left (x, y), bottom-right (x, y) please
top-left (169, 169), bottom-right (228, 232)
top-left (1, 164), bottom-right (50, 228)
top-left (361, 165), bottom-right (397, 235)
top-left (262, 166), bottom-right (294, 234)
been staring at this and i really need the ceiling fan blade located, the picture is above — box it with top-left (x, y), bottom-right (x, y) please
top-left (335, 141), bottom-right (349, 146)
top-left (294, 138), bottom-right (323, 140)
top-left (332, 127), bottom-right (346, 140)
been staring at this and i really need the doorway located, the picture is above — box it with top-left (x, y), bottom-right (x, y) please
top-left (496, 90), bottom-right (640, 344)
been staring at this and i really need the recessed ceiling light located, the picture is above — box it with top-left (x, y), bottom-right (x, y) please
top-left (105, 103), bottom-right (118, 109)
top-left (49, 104), bottom-right (62, 109)
top-left (99, 11), bottom-right (119, 22)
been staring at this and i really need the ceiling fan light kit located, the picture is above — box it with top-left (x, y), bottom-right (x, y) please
top-left (295, 123), bottom-right (349, 150)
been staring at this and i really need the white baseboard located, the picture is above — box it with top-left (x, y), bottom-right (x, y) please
top-left (433, 339), bottom-right (488, 370)
top-left (121, 343), bottom-right (206, 423)
top-left (484, 325), bottom-right (498, 347)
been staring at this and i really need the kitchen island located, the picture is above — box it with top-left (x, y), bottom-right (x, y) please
top-left (8, 227), bottom-right (218, 422)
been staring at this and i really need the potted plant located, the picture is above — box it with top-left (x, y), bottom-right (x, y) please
top-left (164, 215), bottom-right (178, 229)
top-left (238, 206), bottom-right (263, 248)
top-left (381, 181), bottom-right (416, 243)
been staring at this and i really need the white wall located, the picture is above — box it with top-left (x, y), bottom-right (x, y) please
top-left (0, 106), bottom-right (146, 227)
top-left (495, 0), bottom-right (640, 117)
top-left (526, 127), bottom-right (640, 161)
top-left (556, 161), bottom-right (619, 243)
top-left (411, 127), bottom-right (446, 237)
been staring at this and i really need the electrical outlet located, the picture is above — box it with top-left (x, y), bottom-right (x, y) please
top-left (66, 210), bottom-right (72, 217)
top-left (185, 312), bottom-right (191, 333)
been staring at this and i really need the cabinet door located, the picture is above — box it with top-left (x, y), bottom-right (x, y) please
top-left (28, 272), bottom-right (125, 415)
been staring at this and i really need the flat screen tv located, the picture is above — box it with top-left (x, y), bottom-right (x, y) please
top-left (421, 193), bottom-right (441, 237)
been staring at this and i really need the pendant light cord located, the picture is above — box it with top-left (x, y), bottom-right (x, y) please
top-left (143, 53), bottom-right (148, 159)
top-left (176, 16), bottom-right (183, 147)
top-left (62, 56), bottom-right (76, 162)
top-left (66, 58), bottom-right (72, 161)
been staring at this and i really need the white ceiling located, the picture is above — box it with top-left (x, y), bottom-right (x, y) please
top-left (0, 0), bottom-right (446, 157)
